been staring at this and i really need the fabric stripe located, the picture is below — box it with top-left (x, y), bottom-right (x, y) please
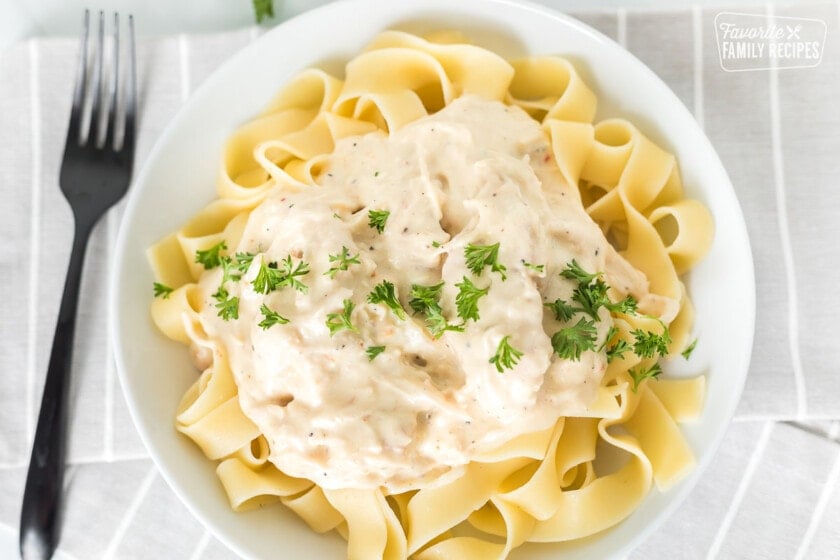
top-left (616, 7), bottom-right (627, 47)
top-left (767, 3), bottom-right (807, 420)
top-left (705, 421), bottom-right (773, 559)
top-left (26, 39), bottom-right (42, 450)
top-left (188, 530), bottom-right (212, 560)
top-left (692, 5), bottom-right (705, 129)
top-left (102, 465), bottom-right (157, 559)
top-left (794, 448), bottom-right (840, 560)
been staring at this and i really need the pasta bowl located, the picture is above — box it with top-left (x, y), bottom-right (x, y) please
top-left (110, 0), bottom-right (755, 558)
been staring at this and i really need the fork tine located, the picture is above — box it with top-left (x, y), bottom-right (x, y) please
top-left (65, 10), bottom-right (89, 147)
top-left (104, 13), bottom-right (119, 149)
top-left (121, 14), bottom-right (137, 163)
top-left (87, 11), bottom-right (105, 146)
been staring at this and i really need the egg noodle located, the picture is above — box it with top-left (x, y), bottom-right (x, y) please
top-left (148, 31), bottom-right (713, 559)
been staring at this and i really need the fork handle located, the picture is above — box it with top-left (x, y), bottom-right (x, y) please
top-left (20, 222), bottom-right (92, 560)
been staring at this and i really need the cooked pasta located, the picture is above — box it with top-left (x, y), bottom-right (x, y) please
top-left (148, 30), bottom-right (712, 559)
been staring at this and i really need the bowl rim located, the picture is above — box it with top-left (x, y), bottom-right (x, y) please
top-left (109, 0), bottom-right (756, 558)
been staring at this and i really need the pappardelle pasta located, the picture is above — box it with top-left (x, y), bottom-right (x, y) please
top-left (148, 30), bottom-right (713, 559)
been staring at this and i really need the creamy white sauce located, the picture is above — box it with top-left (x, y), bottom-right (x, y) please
top-left (195, 95), bottom-right (671, 492)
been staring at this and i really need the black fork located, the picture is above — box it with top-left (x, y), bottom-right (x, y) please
top-left (19, 10), bottom-right (137, 560)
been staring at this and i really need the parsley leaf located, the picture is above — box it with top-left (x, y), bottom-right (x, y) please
top-left (629, 362), bottom-right (663, 392)
top-left (324, 246), bottom-right (361, 279)
top-left (153, 282), bottom-right (173, 299)
top-left (551, 317), bottom-right (597, 360)
top-left (408, 282), bottom-right (463, 338)
top-left (605, 295), bottom-right (638, 315)
top-left (544, 298), bottom-right (577, 322)
top-left (523, 261), bottom-right (545, 273)
top-left (631, 327), bottom-right (671, 359)
top-left (490, 335), bottom-right (524, 373)
top-left (195, 241), bottom-right (226, 270)
top-left (560, 259), bottom-right (599, 285)
top-left (598, 325), bottom-right (619, 352)
top-left (606, 339), bottom-right (631, 363)
top-left (258, 304), bottom-right (289, 329)
top-left (366, 345), bottom-right (386, 361)
top-left (219, 256), bottom-right (242, 285)
top-left (368, 280), bottom-right (406, 320)
top-left (252, 255), bottom-right (310, 294)
top-left (682, 338), bottom-right (698, 360)
top-left (326, 299), bottom-right (358, 335)
top-left (252, 0), bottom-right (274, 23)
top-left (368, 209), bottom-right (390, 233)
top-left (234, 252), bottom-right (256, 275)
top-left (571, 278), bottom-right (609, 319)
top-left (454, 276), bottom-right (489, 322)
top-left (212, 286), bottom-right (239, 321)
top-left (464, 242), bottom-right (507, 280)
top-left (408, 282), bottom-right (445, 314)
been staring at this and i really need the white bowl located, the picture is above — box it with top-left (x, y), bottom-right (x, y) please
top-left (110, 0), bottom-right (755, 558)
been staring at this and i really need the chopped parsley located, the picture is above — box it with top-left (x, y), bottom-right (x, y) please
top-left (368, 209), bottom-right (390, 233)
top-left (252, 255), bottom-right (310, 294)
top-left (606, 339), bottom-right (631, 363)
top-left (195, 241), bottom-right (226, 270)
top-left (212, 287), bottom-right (239, 321)
top-left (258, 304), bottom-right (289, 329)
top-left (544, 297), bottom-right (576, 322)
top-left (367, 280), bottom-right (406, 320)
top-left (252, 0), bottom-right (274, 23)
top-left (153, 282), bottom-right (173, 299)
top-left (631, 326), bottom-right (671, 359)
top-left (682, 338), bottom-right (698, 360)
top-left (489, 335), bottom-right (523, 373)
top-left (550, 317), bottom-right (597, 360)
top-left (560, 259), bottom-right (599, 285)
top-left (408, 282), bottom-right (463, 338)
top-left (454, 276), bottom-right (489, 323)
top-left (324, 246), bottom-right (360, 278)
top-left (365, 345), bottom-right (386, 361)
top-left (523, 261), bottom-right (545, 273)
top-left (464, 242), bottom-right (507, 280)
top-left (629, 362), bottom-right (663, 392)
top-left (326, 299), bottom-right (358, 335)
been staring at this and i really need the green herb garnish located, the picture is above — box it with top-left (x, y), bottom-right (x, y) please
top-left (465, 242), bottom-right (507, 280)
top-left (682, 338), bottom-right (698, 360)
top-left (544, 298), bottom-right (576, 322)
top-left (550, 317), bottom-right (597, 360)
top-left (195, 241), bottom-right (226, 270)
top-left (366, 345), bottom-right (386, 361)
top-left (408, 282), bottom-right (463, 338)
top-left (368, 209), bottom-right (390, 233)
top-left (153, 282), bottom-right (173, 299)
top-left (258, 304), bottom-right (289, 329)
top-left (326, 299), bottom-right (358, 335)
top-left (631, 327), bottom-right (671, 359)
top-left (252, 255), bottom-right (310, 294)
top-left (368, 280), bottom-right (406, 320)
top-left (252, 0), bottom-right (274, 23)
top-left (212, 287), bottom-right (239, 321)
top-left (629, 362), bottom-right (663, 392)
top-left (325, 246), bottom-right (361, 279)
top-left (490, 335), bottom-right (524, 373)
top-left (454, 276), bottom-right (489, 323)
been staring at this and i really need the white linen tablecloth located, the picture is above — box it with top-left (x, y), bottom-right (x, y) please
top-left (1, 2), bottom-right (839, 558)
